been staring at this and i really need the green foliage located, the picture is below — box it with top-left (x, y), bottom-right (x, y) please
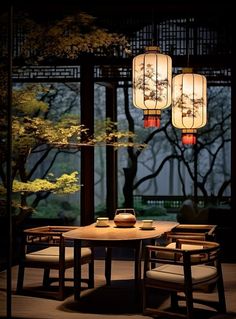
top-left (12, 113), bottom-right (146, 154)
top-left (8, 84), bottom-right (146, 170)
top-left (0, 83), bottom-right (146, 225)
top-left (91, 118), bottom-right (147, 149)
top-left (12, 172), bottom-right (80, 194)
top-left (0, 172), bottom-right (80, 195)
top-left (134, 203), bottom-right (167, 217)
top-left (20, 12), bottom-right (131, 62)
top-left (34, 198), bottom-right (79, 220)
top-left (13, 86), bottom-right (49, 115)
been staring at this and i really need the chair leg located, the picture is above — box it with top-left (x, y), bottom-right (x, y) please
top-left (216, 275), bottom-right (226, 313)
top-left (16, 264), bottom-right (25, 293)
top-left (88, 260), bottom-right (94, 288)
top-left (105, 247), bottom-right (112, 286)
top-left (185, 286), bottom-right (194, 319)
top-left (171, 292), bottom-right (179, 310)
top-left (43, 268), bottom-right (50, 287)
top-left (58, 268), bottom-right (65, 301)
top-left (142, 284), bottom-right (147, 314)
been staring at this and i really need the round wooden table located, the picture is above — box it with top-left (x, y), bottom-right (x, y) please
top-left (63, 220), bottom-right (179, 300)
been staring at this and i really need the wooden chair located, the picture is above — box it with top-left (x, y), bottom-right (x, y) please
top-left (16, 226), bottom-right (94, 300)
top-left (165, 224), bottom-right (217, 242)
top-left (156, 224), bottom-right (217, 262)
top-left (143, 239), bottom-right (226, 319)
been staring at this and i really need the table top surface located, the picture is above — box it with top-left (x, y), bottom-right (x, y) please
top-left (63, 220), bottom-right (179, 241)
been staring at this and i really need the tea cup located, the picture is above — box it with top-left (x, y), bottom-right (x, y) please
top-left (96, 217), bottom-right (109, 227)
top-left (141, 219), bottom-right (154, 229)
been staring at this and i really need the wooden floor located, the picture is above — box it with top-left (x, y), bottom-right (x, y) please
top-left (1, 260), bottom-right (236, 319)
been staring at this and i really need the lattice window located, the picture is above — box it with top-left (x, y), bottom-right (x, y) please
top-left (12, 66), bottom-right (80, 81)
top-left (128, 18), bottom-right (232, 57)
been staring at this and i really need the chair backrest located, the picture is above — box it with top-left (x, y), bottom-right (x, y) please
top-left (143, 239), bottom-right (226, 318)
top-left (21, 226), bottom-right (78, 258)
top-left (17, 225), bottom-right (93, 300)
top-left (145, 239), bottom-right (220, 271)
top-left (165, 224), bottom-right (217, 242)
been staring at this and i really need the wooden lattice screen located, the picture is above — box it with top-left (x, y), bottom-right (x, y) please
top-left (0, 14), bottom-right (232, 85)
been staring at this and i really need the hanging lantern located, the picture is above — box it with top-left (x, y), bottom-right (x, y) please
top-left (172, 68), bottom-right (207, 145)
top-left (132, 46), bottom-right (172, 128)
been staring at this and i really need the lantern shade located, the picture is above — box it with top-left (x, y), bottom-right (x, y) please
top-left (172, 71), bottom-right (207, 144)
top-left (132, 46), bottom-right (172, 127)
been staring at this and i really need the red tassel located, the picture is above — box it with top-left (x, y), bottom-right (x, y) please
top-left (144, 116), bottom-right (160, 128)
top-left (182, 133), bottom-right (197, 145)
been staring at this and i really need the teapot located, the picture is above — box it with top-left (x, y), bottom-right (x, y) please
top-left (114, 208), bottom-right (136, 227)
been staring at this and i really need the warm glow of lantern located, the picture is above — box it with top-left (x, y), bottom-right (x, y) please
top-left (172, 69), bottom-right (207, 144)
top-left (132, 46), bottom-right (172, 127)
top-left (181, 129), bottom-right (197, 145)
top-left (143, 110), bottom-right (161, 127)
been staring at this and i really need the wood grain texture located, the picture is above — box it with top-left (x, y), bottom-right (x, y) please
top-left (63, 220), bottom-right (179, 241)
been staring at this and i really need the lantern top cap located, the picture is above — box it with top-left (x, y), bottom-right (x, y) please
top-left (182, 67), bottom-right (193, 74)
top-left (145, 46), bottom-right (161, 53)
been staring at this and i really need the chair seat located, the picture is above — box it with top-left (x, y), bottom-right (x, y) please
top-left (25, 247), bottom-right (91, 263)
top-left (17, 226), bottom-right (94, 300)
top-left (166, 242), bottom-right (203, 250)
top-left (158, 243), bottom-right (204, 260)
top-left (143, 240), bottom-right (226, 318)
top-left (146, 264), bottom-right (217, 284)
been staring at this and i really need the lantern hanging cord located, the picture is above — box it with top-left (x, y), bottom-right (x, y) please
top-left (151, 9), bottom-right (158, 46)
top-left (186, 17), bottom-right (190, 67)
top-left (151, 10), bottom-right (154, 46)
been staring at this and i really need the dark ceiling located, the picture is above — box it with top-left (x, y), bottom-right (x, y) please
top-left (4, 1), bottom-right (234, 22)
top-left (1, 0), bottom-right (234, 76)
top-left (2, 0), bottom-right (231, 38)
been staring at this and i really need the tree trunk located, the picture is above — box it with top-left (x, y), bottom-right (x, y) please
top-left (123, 167), bottom-right (136, 208)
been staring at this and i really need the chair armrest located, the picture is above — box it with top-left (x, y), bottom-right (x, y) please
top-left (24, 225), bottom-right (78, 236)
top-left (166, 224), bottom-right (217, 242)
top-left (175, 238), bottom-right (218, 247)
top-left (22, 226), bottom-right (79, 251)
top-left (144, 240), bottom-right (220, 270)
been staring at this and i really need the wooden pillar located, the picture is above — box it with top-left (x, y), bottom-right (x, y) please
top-left (231, 49), bottom-right (236, 220)
top-left (6, 5), bottom-right (13, 318)
top-left (106, 84), bottom-right (118, 219)
top-left (193, 144), bottom-right (198, 203)
top-left (80, 61), bottom-right (94, 226)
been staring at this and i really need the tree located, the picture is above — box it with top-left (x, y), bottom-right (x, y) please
top-left (0, 9), bottom-right (138, 224)
top-left (0, 83), bottom-right (145, 225)
top-left (117, 86), bottom-right (231, 207)
top-left (6, 11), bottom-right (131, 63)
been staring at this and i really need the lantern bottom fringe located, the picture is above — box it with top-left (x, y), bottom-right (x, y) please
top-left (182, 133), bottom-right (197, 144)
top-left (144, 116), bottom-right (160, 128)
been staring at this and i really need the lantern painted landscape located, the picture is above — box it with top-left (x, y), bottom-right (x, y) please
top-left (132, 46), bottom-right (172, 127)
top-left (172, 71), bottom-right (207, 144)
